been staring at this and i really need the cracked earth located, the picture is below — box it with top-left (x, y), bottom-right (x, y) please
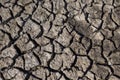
top-left (0, 0), bottom-right (120, 80)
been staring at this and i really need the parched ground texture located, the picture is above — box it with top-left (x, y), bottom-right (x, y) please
top-left (0, 0), bottom-right (120, 80)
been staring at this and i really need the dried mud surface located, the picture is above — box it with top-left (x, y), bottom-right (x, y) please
top-left (0, 0), bottom-right (120, 80)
